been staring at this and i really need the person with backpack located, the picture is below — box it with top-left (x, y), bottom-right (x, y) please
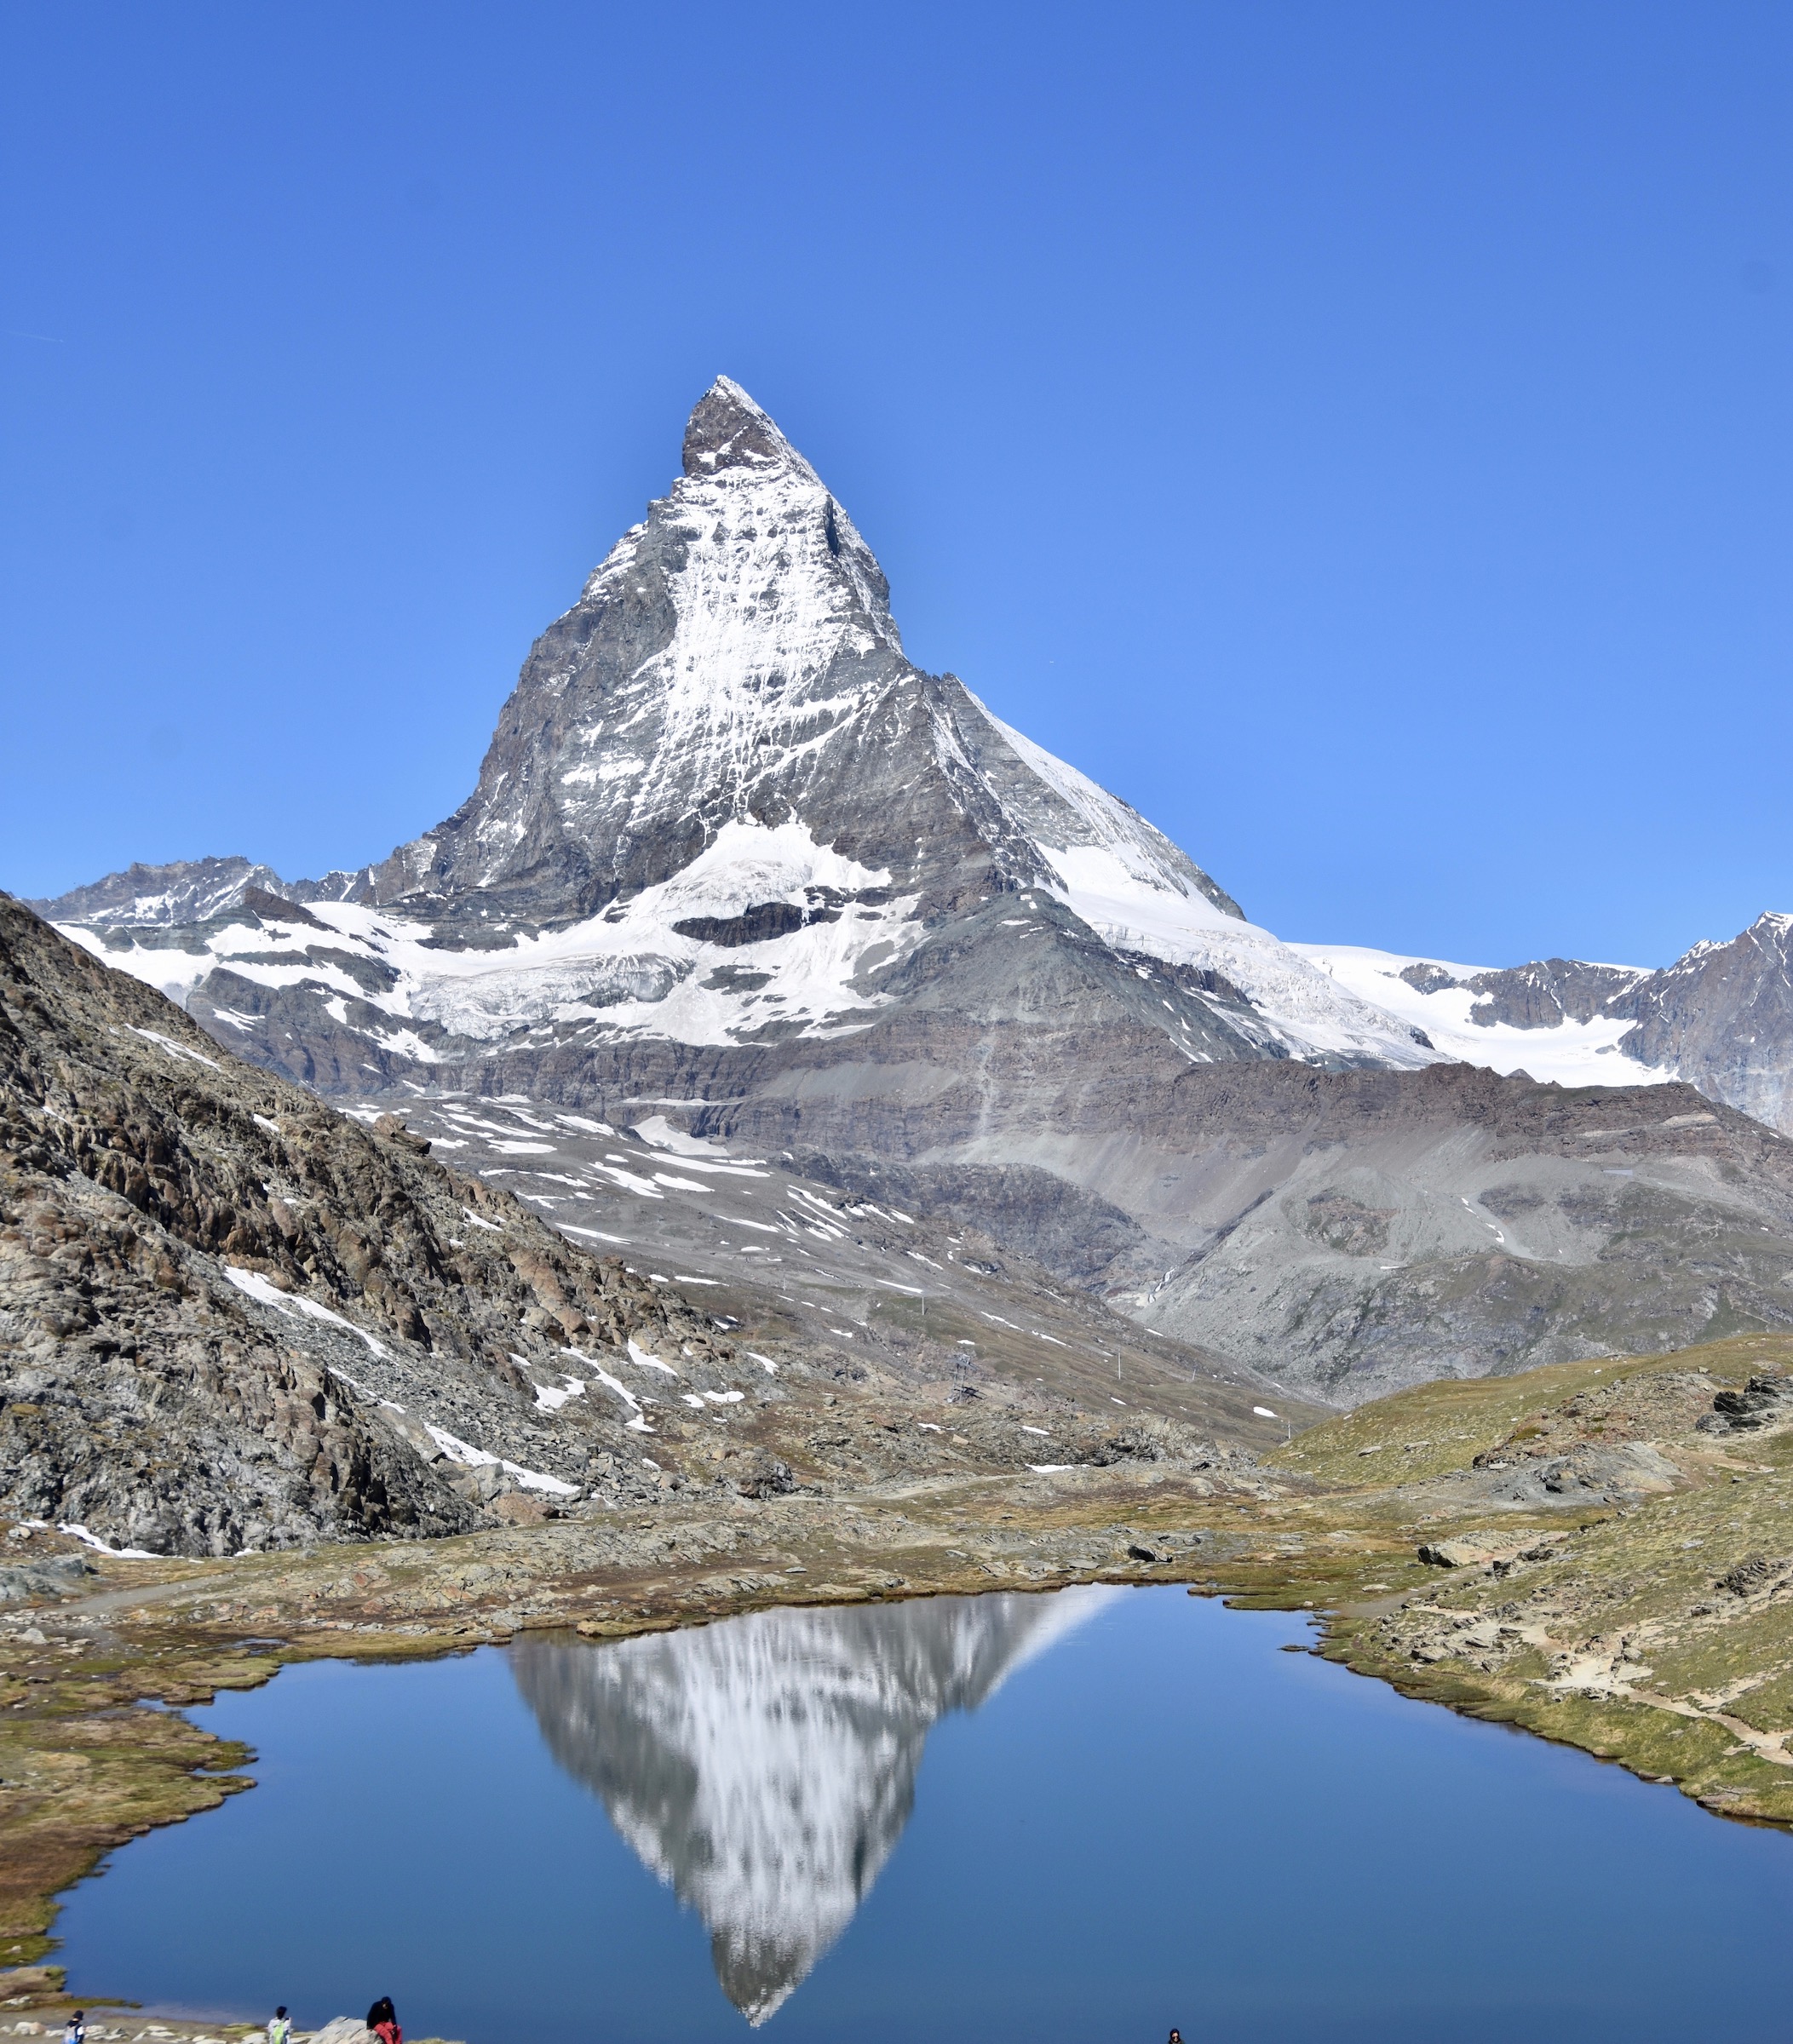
top-left (267, 2007), bottom-right (291, 2044)
top-left (62, 2012), bottom-right (85, 2044)
top-left (366, 1997), bottom-right (401, 2044)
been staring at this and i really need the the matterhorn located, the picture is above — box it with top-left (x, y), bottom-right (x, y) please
top-left (40, 378), bottom-right (1793, 1404)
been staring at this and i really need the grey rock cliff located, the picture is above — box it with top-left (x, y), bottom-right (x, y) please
top-left (1613, 913), bottom-right (1793, 1133)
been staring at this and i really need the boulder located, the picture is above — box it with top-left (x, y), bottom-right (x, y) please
top-left (0, 1555), bottom-right (97, 1603)
top-left (1418, 1533), bottom-right (1564, 1570)
top-left (487, 1491), bottom-right (555, 1527)
top-left (1698, 1373), bottom-right (1793, 1434)
top-left (1417, 1537), bottom-right (1501, 1569)
top-left (309, 2020), bottom-right (373, 2044)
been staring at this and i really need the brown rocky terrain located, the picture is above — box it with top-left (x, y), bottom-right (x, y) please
top-left (0, 892), bottom-right (740, 1553)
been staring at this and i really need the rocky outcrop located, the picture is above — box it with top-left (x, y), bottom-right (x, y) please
top-left (307, 2020), bottom-right (374, 2044)
top-left (0, 894), bottom-right (768, 1553)
top-left (1696, 1370), bottom-right (1793, 1434)
top-left (0, 1552), bottom-right (95, 1603)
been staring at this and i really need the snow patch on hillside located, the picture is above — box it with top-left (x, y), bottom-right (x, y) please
top-left (1030, 842), bottom-right (1434, 1068)
top-left (1291, 943), bottom-right (1672, 1088)
top-left (60, 818), bottom-right (918, 1050)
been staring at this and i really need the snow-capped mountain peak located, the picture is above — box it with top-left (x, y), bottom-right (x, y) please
top-left (41, 377), bottom-right (1440, 1079)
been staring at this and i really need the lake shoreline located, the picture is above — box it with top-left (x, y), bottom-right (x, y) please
top-left (7, 1332), bottom-right (1793, 2018)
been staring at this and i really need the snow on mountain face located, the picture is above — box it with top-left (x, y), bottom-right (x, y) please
top-left (37, 856), bottom-right (287, 928)
top-left (510, 1588), bottom-right (1114, 2023)
top-left (368, 379), bottom-right (906, 909)
top-left (40, 376), bottom-right (1431, 1073)
top-left (1292, 944), bottom-right (1669, 1089)
top-left (58, 823), bottom-right (914, 1054)
top-left (965, 707), bottom-right (1428, 1063)
top-left (1293, 919), bottom-right (1793, 1138)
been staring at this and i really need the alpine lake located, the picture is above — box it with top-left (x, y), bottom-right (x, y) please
top-left (54, 1584), bottom-right (1793, 2044)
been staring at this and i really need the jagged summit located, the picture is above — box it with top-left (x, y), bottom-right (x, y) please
top-left (681, 375), bottom-right (811, 480)
top-left (371, 371), bottom-right (914, 916)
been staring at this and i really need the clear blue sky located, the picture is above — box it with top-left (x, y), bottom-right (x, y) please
top-left (3, 2), bottom-right (1790, 967)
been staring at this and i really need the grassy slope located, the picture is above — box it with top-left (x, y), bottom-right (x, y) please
top-left (1250, 1331), bottom-right (1793, 1823)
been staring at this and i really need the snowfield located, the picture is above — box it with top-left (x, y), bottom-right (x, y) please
top-left (1290, 942), bottom-right (1670, 1088)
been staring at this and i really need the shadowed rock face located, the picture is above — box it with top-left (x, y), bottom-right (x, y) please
top-left (509, 1588), bottom-right (1115, 2022)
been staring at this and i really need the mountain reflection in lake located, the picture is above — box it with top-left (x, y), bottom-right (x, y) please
top-left (55, 1585), bottom-right (1793, 2044)
top-left (509, 1589), bottom-right (1115, 2023)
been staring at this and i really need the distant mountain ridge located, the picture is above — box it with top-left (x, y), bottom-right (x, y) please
top-left (35, 856), bottom-right (375, 928)
top-left (1296, 912), bottom-right (1793, 1135)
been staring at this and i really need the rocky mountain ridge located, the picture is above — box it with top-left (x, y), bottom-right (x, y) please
top-left (1298, 914), bottom-right (1793, 1134)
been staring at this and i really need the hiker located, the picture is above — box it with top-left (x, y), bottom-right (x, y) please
top-left (268, 2008), bottom-right (291, 2044)
top-left (1167, 2030), bottom-right (1183, 2044)
top-left (366, 1998), bottom-right (402, 2044)
top-left (63, 2014), bottom-right (85, 2044)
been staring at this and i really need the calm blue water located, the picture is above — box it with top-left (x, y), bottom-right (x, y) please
top-left (58, 1586), bottom-right (1793, 2044)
